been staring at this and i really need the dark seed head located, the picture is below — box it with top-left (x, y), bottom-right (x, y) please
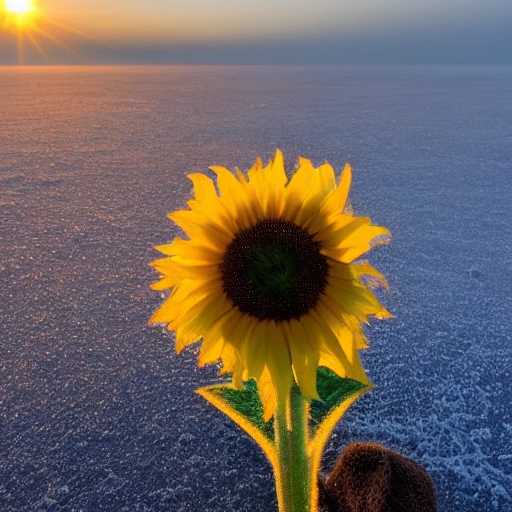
top-left (220, 219), bottom-right (329, 321)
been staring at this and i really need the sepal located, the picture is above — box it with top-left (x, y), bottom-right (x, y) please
top-left (195, 367), bottom-right (371, 477)
top-left (195, 379), bottom-right (277, 466)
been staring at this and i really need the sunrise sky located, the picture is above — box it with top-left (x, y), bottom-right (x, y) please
top-left (1, 0), bottom-right (511, 64)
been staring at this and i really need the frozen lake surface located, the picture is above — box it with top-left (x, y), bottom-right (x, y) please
top-left (1, 65), bottom-right (511, 511)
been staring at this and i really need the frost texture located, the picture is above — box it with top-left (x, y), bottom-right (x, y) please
top-left (1, 65), bottom-right (511, 511)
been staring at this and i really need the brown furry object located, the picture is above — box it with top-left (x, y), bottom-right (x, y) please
top-left (318, 442), bottom-right (437, 512)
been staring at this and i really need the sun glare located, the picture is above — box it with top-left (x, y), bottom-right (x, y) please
top-left (5, 0), bottom-right (31, 14)
top-left (1, 0), bottom-right (96, 63)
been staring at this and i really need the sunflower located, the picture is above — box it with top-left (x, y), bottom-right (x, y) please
top-left (150, 150), bottom-right (391, 420)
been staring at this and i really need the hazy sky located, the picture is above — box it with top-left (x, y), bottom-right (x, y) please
top-left (1, 0), bottom-right (511, 64)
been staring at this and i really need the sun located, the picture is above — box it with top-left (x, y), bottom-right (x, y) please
top-left (5, 0), bottom-right (32, 14)
top-left (1, 0), bottom-right (96, 63)
top-left (2, 0), bottom-right (36, 29)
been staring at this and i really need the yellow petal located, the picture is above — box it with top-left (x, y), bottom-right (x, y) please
top-left (317, 162), bottom-right (336, 193)
top-left (149, 293), bottom-right (175, 324)
top-left (345, 349), bottom-right (369, 384)
top-left (348, 261), bottom-right (390, 290)
top-left (267, 149), bottom-right (288, 188)
top-left (234, 166), bottom-right (248, 184)
top-left (327, 282), bottom-right (386, 323)
top-left (168, 209), bottom-right (233, 247)
top-left (337, 227), bottom-right (392, 263)
top-left (285, 319), bottom-right (320, 400)
top-left (209, 165), bottom-right (244, 199)
top-left (316, 298), bottom-right (355, 360)
top-left (304, 163), bottom-right (352, 234)
top-left (172, 260), bottom-right (219, 281)
top-left (309, 310), bottom-right (361, 380)
top-left (292, 159), bottom-right (339, 227)
top-left (174, 292), bottom-right (231, 336)
top-left (175, 325), bottom-right (202, 354)
top-left (246, 158), bottom-right (272, 216)
top-left (152, 279), bottom-right (217, 326)
top-left (262, 149), bottom-right (288, 217)
top-left (259, 365), bottom-right (277, 422)
top-left (150, 275), bottom-right (176, 291)
top-left (338, 163), bottom-right (352, 211)
top-left (155, 239), bottom-right (223, 261)
top-left (220, 343), bottom-right (245, 390)
top-left (149, 280), bottom-right (204, 325)
top-left (199, 336), bottom-right (224, 366)
top-left (240, 318), bottom-right (268, 381)
top-left (265, 321), bottom-right (293, 405)
top-left (342, 224), bottom-right (392, 249)
top-left (187, 173), bottom-right (218, 203)
top-left (197, 308), bottom-right (240, 366)
top-left (317, 216), bottom-right (371, 248)
top-left (287, 159), bottom-right (323, 223)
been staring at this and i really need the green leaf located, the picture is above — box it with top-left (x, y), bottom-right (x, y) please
top-left (309, 367), bottom-right (367, 436)
top-left (195, 379), bottom-right (278, 465)
top-left (196, 367), bottom-right (371, 471)
top-left (307, 368), bottom-right (372, 482)
top-left (205, 379), bottom-right (274, 441)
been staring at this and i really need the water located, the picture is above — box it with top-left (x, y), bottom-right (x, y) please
top-left (1, 65), bottom-right (511, 511)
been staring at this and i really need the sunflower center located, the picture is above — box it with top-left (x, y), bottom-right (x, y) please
top-left (220, 219), bottom-right (329, 321)
top-left (246, 243), bottom-right (298, 297)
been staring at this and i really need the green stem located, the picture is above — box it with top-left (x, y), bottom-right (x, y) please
top-left (274, 386), bottom-right (312, 512)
